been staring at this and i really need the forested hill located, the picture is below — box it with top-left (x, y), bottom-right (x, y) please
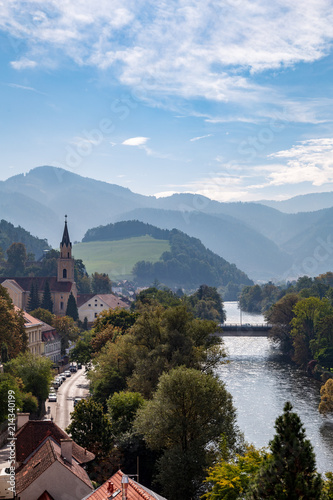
top-left (0, 219), bottom-right (50, 259)
top-left (82, 220), bottom-right (253, 289)
top-left (83, 220), bottom-right (169, 242)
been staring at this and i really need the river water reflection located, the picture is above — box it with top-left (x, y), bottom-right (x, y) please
top-left (217, 302), bottom-right (333, 473)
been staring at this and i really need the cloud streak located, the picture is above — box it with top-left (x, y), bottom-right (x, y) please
top-left (2, 0), bottom-right (333, 107)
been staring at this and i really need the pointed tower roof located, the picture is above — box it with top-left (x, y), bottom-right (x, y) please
top-left (61, 215), bottom-right (71, 247)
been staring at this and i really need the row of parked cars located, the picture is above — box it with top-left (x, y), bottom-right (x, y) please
top-left (48, 364), bottom-right (82, 402)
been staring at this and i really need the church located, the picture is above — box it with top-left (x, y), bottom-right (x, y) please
top-left (0, 217), bottom-right (77, 315)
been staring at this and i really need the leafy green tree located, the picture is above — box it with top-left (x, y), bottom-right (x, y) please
top-left (133, 287), bottom-right (182, 309)
top-left (91, 272), bottom-right (112, 293)
top-left (319, 379), bottom-right (333, 415)
top-left (66, 398), bottom-right (113, 457)
top-left (203, 445), bottom-right (267, 500)
top-left (5, 352), bottom-right (53, 414)
top-left (90, 325), bottom-right (123, 354)
top-left (107, 391), bottom-right (145, 437)
top-left (41, 280), bottom-right (53, 313)
top-left (245, 402), bottom-right (322, 500)
top-left (266, 293), bottom-right (299, 354)
top-left (70, 330), bottom-right (93, 365)
top-left (127, 304), bottom-right (225, 398)
top-left (66, 291), bottom-right (78, 321)
top-left (134, 367), bottom-right (237, 500)
top-left (94, 307), bottom-right (138, 334)
top-left (6, 242), bottom-right (27, 275)
top-left (189, 284), bottom-right (226, 322)
top-left (53, 315), bottom-right (80, 355)
top-left (27, 281), bottom-right (40, 311)
top-left (88, 335), bottom-right (133, 406)
top-left (0, 285), bottom-right (27, 358)
top-left (30, 307), bottom-right (55, 326)
top-left (291, 297), bottom-right (333, 367)
top-left (0, 373), bottom-right (23, 423)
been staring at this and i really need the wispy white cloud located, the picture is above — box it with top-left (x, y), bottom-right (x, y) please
top-left (2, 0), bottom-right (333, 108)
top-left (6, 82), bottom-right (45, 94)
top-left (189, 134), bottom-right (212, 142)
top-left (10, 58), bottom-right (37, 69)
top-left (122, 137), bottom-right (149, 146)
top-left (263, 138), bottom-right (333, 187)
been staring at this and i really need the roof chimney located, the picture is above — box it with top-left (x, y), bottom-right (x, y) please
top-left (60, 438), bottom-right (72, 465)
top-left (121, 475), bottom-right (129, 500)
top-left (107, 481), bottom-right (114, 494)
top-left (16, 413), bottom-right (30, 430)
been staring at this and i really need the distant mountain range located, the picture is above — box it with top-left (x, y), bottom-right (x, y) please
top-left (1, 165), bottom-right (332, 281)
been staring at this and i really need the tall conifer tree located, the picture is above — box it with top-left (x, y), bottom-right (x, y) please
top-left (27, 281), bottom-right (40, 312)
top-left (246, 402), bottom-right (322, 499)
top-left (66, 292), bottom-right (78, 321)
top-left (41, 280), bottom-right (53, 313)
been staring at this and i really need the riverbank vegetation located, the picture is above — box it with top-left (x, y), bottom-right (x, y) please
top-left (69, 285), bottom-right (243, 496)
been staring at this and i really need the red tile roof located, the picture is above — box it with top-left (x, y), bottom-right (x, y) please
top-left (0, 276), bottom-right (73, 292)
top-left (15, 420), bottom-right (95, 464)
top-left (16, 438), bottom-right (93, 495)
top-left (37, 491), bottom-right (56, 500)
top-left (83, 470), bottom-right (167, 500)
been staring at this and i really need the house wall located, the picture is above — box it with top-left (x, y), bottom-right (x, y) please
top-left (1, 281), bottom-right (25, 309)
top-left (18, 460), bottom-right (93, 500)
top-left (78, 298), bottom-right (109, 323)
top-left (26, 325), bottom-right (43, 356)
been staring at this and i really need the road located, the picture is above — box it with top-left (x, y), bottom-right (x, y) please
top-left (47, 367), bottom-right (89, 430)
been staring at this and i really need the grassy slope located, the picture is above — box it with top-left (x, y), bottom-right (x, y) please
top-left (73, 236), bottom-right (170, 279)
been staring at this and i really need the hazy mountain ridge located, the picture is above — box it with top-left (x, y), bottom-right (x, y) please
top-left (1, 165), bottom-right (332, 280)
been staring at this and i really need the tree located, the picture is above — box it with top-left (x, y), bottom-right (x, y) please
top-left (0, 285), bottom-right (27, 358)
top-left (107, 391), bottom-right (145, 437)
top-left (53, 315), bottom-right (80, 355)
top-left (134, 367), bottom-right (237, 500)
top-left (27, 281), bottom-right (40, 311)
top-left (6, 242), bottom-right (27, 275)
top-left (203, 445), bottom-right (267, 500)
top-left (189, 285), bottom-right (226, 322)
top-left (91, 272), bottom-right (112, 294)
top-left (93, 308), bottom-right (138, 334)
top-left (70, 330), bottom-right (93, 366)
top-left (41, 280), bottom-right (53, 313)
top-left (66, 398), bottom-right (112, 457)
top-left (5, 352), bottom-right (53, 414)
top-left (245, 402), bottom-right (322, 499)
top-left (90, 325), bottom-right (123, 354)
top-left (319, 379), bottom-right (333, 415)
top-left (0, 373), bottom-right (23, 423)
top-left (66, 291), bottom-right (78, 321)
top-left (30, 307), bottom-right (55, 326)
top-left (266, 293), bottom-right (299, 354)
top-left (291, 297), bottom-right (333, 367)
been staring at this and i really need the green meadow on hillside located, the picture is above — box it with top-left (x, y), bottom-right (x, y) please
top-left (73, 236), bottom-right (170, 279)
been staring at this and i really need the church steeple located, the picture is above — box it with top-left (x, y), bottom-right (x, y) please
top-left (61, 215), bottom-right (71, 248)
top-left (58, 216), bottom-right (74, 282)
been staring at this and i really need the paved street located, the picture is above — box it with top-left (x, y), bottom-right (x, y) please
top-left (47, 367), bottom-right (89, 430)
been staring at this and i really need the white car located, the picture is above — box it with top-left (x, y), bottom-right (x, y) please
top-left (64, 370), bottom-right (71, 377)
top-left (48, 393), bottom-right (57, 402)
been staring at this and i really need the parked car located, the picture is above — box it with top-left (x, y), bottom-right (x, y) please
top-left (59, 374), bottom-right (66, 382)
top-left (74, 397), bottom-right (83, 407)
top-left (77, 363), bottom-right (82, 369)
top-left (64, 370), bottom-right (71, 377)
top-left (48, 393), bottom-right (57, 402)
top-left (69, 365), bottom-right (77, 372)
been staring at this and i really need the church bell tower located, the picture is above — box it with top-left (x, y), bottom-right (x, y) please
top-left (57, 215), bottom-right (75, 282)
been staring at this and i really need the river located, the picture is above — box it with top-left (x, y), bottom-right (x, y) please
top-left (217, 301), bottom-right (333, 473)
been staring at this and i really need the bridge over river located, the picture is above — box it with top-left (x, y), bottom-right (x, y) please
top-left (219, 323), bottom-right (272, 337)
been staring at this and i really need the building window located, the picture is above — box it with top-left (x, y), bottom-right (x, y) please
top-left (63, 269), bottom-right (67, 279)
top-left (67, 252), bottom-right (70, 258)
top-left (88, 304), bottom-right (91, 307)
top-left (95, 303), bottom-right (97, 306)
top-left (60, 301), bottom-right (64, 310)
top-left (94, 313), bottom-right (97, 318)
top-left (100, 304), bottom-right (103, 307)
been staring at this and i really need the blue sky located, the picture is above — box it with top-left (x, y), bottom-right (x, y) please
top-left (0, 0), bottom-right (333, 202)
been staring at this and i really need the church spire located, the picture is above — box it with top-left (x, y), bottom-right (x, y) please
top-left (61, 215), bottom-right (71, 248)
